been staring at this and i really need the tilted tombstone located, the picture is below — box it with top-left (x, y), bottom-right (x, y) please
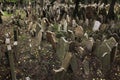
top-left (97, 42), bottom-right (111, 72)
top-left (46, 31), bottom-right (57, 50)
top-left (99, 24), bottom-right (107, 31)
top-left (56, 37), bottom-right (69, 61)
top-left (94, 37), bottom-right (117, 72)
top-left (104, 37), bottom-right (117, 49)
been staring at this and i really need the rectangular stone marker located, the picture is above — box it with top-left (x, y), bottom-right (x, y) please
top-left (70, 54), bottom-right (79, 74)
top-left (46, 31), bottom-right (57, 50)
top-left (94, 37), bottom-right (117, 73)
top-left (92, 20), bottom-right (101, 32)
top-left (56, 37), bottom-right (69, 61)
top-left (104, 37), bottom-right (117, 49)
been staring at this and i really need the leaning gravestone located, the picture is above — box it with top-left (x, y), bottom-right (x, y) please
top-left (94, 37), bottom-right (117, 73)
top-left (46, 31), bottom-right (57, 50)
top-left (56, 37), bottom-right (69, 62)
top-left (97, 42), bottom-right (111, 73)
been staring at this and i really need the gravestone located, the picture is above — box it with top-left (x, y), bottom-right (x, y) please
top-left (74, 26), bottom-right (84, 38)
top-left (94, 37), bottom-right (117, 72)
top-left (26, 77), bottom-right (30, 80)
top-left (83, 56), bottom-right (90, 76)
top-left (46, 31), bottom-right (57, 50)
top-left (104, 37), bottom-right (117, 49)
top-left (54, 52), bottom-right (72, 73)
top-left (70, 54), bottom-right (79, 74)
top-left (56, 37), bottom-right (69, 61)
top-left (92, 20), bottom-right (101, 32)
top-left (81, 37), bottom-right (94, 52)
top-left (36, 23), bottom-right (43, 46)
top-left (99, 24), bottom-right (107, 31)
top-left (61, 52), bottom-right (72, 70)
top-left (97, 42), bottom-right (111, 73)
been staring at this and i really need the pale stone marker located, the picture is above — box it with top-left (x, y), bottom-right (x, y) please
top-left (92, 20), bottom-right (101, 32)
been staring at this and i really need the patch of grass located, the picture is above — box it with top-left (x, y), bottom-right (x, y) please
top-left (3, 11), bottom-right (12, 16)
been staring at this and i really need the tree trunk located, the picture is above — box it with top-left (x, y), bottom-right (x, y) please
top-left (73, 0), bottom-right (80, 18)
top-left (107, 0), bottom-right (117, 21)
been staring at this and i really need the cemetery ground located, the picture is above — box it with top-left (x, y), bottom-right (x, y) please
top-left (0, 3), bottom-right (120, 80)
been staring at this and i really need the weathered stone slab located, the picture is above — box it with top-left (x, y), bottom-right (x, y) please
top-left (92, 20), bottom-right (101, 32)
top-left (81, 37), bottom-right (94, 52)
top-left (56, 37), bottom-right (69, 61)
top-left (70, 54), bottom-right (79, 74)
top-left (94, 37), bottom-right (117, 72)
top-left (104, 37), bottom-right (117, 49)
top-left (46, 31), bottom-right (57, 50)
top-left (74, 25), bottom-right (84, 37)
top-left (83, 56), bottom-right (90, 75)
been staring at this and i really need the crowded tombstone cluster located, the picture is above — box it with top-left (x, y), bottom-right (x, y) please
top-left (0, 0), bottom-right (120, 80)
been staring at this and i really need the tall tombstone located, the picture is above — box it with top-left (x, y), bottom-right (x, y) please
top-left (70, 54), bottom-right (79, 74)
top-left (82, 56), bottom-right (90, 76)
top-left (53, 52), bottom-right (72, 80)
top-left (94, 37), bottom-right (117, 73)
top-left (97, 42), bottom-right (111, 73)
top-left (5, 37), bottom-right (16, 80)
top-left (56, 37), bottom-right (69, 61)
top-left (46, 31), bottom-right (57, 50)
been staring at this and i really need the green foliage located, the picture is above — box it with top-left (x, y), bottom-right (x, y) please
top-left (52, 23), bottom-right (58, 32)
top-left (56, 31), bottom-right (65, 38)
